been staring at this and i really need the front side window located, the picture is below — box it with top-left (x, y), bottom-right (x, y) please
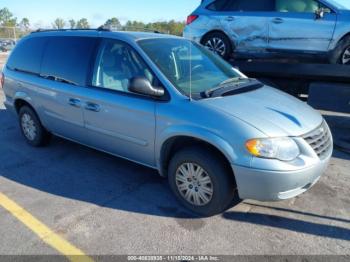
top-left (138, 38), bottom-right (243, 96)
top-left (276, 0), bottom-right (325, 13)
top-left (92, 39), bottom-right (155, 93)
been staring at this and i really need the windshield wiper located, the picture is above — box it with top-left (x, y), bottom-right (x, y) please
top-left (200, 78), bottom-right (263, 98)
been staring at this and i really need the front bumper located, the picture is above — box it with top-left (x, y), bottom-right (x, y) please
top-left (232, 154), bottom-right (331, 201)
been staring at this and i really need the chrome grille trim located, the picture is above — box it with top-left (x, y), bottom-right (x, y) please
top-left (302, 121), bottom-right (332, 159)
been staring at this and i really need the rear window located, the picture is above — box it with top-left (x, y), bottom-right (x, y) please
top-left (7, 37), bottom-right (47, 74)
top-left (208, 0), bottom-right (275, 12)
top-left (41, 36), bottom-right (98, 86)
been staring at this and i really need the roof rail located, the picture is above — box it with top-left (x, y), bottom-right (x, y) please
top-left (31, 27), bottom-right (111, 34)
top-left (30, 26), bottom-right (168, 35)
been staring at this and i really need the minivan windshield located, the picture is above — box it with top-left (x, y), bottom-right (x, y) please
top-left (138, 38), bottom-right (246, 97)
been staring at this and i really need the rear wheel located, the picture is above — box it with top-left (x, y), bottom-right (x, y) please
top-left (19, 106), bottom-right (51, 147)
top-left (201, 32), bottom-right (232, 60)
top-left (168, 146), bottom-right (236, 216)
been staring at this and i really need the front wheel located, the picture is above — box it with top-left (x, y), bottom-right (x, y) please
top-left (330, 36), bottom-right (350, 65)
top-left (340, 45), bottom-right (350, 65)
top-left (168, 147), bottom-right (236, 216)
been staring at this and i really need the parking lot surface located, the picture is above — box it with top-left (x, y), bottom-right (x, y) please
top-left (0, 53), bottom-right (349, 256)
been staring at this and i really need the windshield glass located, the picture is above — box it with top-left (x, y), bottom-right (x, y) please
top-left (137, 38), bottom-right (244, 96)
top-left (326, 0), bottom-right (348, 9)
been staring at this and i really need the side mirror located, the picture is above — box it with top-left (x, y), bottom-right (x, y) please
top-left (128, 77), bottom-right (165, 97)
top-left (315, 8), bottom-right (325, 19)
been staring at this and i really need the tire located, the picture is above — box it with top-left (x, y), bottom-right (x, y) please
top-left (168, 146), bottom-right (236, 217)
top-left (330, 36), bottom-right (350, 65)
top-left (201, 32), bottom-right (232, 60)
top-left (18, 105), bottom-right (51, 147)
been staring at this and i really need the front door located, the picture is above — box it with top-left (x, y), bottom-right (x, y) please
top-left (82, 39), bottom-right (157, 167)
top-left (268, 0), bottom-right (337, 52)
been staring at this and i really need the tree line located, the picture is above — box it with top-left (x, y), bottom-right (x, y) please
top-left (53, 17), bottom-right (185, 36)
top-left (0, 7), bottom-right (185, 38)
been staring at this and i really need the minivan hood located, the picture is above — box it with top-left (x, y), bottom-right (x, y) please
top-left (202, 86), bottom-right (323, 137)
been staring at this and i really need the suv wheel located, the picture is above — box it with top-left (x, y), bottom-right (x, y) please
top-left (19, 106), bottom-right (51, 147)
top-left (330, 36), bottom-right (350, 65)
top-left (201, 32), bottom-right (232, 60)
top-left (168, 146), bottom-right (236, 216)
top-left (340, 46), bottom-right (350, 65)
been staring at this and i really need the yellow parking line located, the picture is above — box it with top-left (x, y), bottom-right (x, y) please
top-left (0, 192), bottom-right (94, 262)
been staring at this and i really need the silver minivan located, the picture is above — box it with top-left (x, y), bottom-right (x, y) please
top-left (1, 30), bottom-right (333, 216)
top-left (184, 0), bottom-right (350, 64)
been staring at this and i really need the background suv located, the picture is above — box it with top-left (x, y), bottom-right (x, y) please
top-left (184, 0), bottom-right (350, 64)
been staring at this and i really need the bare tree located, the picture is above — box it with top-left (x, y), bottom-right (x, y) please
top-left (52, 18), bottom-right (65, 29)
top-left (104, 17), bottom-right (121, 30)
top-left (68, 19), bottom-right (76, 29)
top-left (76, 18), bottom-right (90, 29)
top-left (19, 18), bottom-right (30, 31)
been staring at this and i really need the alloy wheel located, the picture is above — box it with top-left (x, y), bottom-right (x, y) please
top-left (21, 113), bottom-right (37, 141)
top-left (205, 37), bottom-right (226, 57)
top-left (341, 46), bottom-right (350, 65)
top-left (175, 162), bottom-right (214, 206)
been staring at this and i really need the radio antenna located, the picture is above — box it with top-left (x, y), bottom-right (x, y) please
top-left (189, 30), bottom-right (192, 101)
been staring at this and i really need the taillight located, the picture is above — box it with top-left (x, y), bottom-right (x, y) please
top-left (186, 15), bottom-right (199, 25)
top-left (0, 72), bottom-right (4, 89)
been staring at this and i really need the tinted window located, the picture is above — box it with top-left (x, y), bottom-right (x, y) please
top-left (92, 39), bottom-right (155, 93)
top-left (226, 0), bottom-right (275, 11)
top-left (208, 0), bottom-right (275, 11)
top-left (276, 0), bottom-right (324, 12)
top-left (207, 0), bottom-right (229, 11)
top-left (7, 37), bottom-right (47, 74)
top-left (41, 36), bottom-right (97, 86)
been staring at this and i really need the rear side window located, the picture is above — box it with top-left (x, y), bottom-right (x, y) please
top-left (207, 0), bottom-right (229, 11)
top-left (208, 0), bottom-right (275, 12)
top-left (7, 37), bottom-right (47, 74)
top-left (41, 36), bottom-right (98, 86)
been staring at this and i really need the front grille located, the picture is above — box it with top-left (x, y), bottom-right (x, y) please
top-left (302, 121), bottom-right (332, 159)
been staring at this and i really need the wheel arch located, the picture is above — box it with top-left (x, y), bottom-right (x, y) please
top-left (158, 131), bottom-right (236, 179)
top-left (333, 32), bottom-right (350, 49)
top-left (329, 32), bottom-right (350, 63)
top-left (14, 96), bottom-right (35, 114)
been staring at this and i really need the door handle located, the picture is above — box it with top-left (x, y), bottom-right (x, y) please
top-left (68, 98), bottom-right (81, 108)
top-left (226, 16), bottom-right (235, 22)
top-left (84, 102), bottom-right (101, 112)
top-left (272, 18), bottom-right (284, 24)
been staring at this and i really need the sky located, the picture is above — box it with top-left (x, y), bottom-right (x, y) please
top-left (1, 0), bottom-right (200, 28)
top-left (1, 0), bottom-right (350, 28)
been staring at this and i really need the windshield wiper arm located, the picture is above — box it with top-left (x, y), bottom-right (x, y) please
top-left (201, 78), bottom-right (263, 98)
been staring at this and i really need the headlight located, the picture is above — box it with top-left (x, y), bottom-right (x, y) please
top-left (245, 137), bottom-right (300, 161)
